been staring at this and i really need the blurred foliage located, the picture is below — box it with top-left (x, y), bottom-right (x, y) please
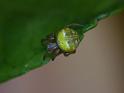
top-left (0, 0), bottom-right (124, 83)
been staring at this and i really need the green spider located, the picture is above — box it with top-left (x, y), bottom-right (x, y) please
top-left (41, 24), bottom-right (83, 61)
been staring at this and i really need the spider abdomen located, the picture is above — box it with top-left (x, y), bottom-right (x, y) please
top-left (57, 28), bottom-right (80, 53)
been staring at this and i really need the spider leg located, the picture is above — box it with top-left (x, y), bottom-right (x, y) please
top-left (52, 48), bottom-right (62, 61)
top-left (72, 50), bottom-right (76, 54)
top-left (66, 24), bottom-right (84, 31)
top-left (63, 52), bottom-right (71, 57)
top-left (63, 50), bottom-right (76, 57)
top-left (52, 57), bottom-right (55, 61)
top-left (47, 33), bottom-right (56, 43)
top-left (41, 33), bottom-right (55, 45)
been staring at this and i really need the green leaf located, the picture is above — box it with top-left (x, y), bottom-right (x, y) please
top-left (0, 0), bottom-right (124, 83)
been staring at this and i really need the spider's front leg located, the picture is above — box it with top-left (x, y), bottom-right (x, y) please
top-left (52, 48), bottom-right (62, 61)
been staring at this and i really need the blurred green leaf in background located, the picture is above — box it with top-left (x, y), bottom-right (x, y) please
top-left (0, 0), bottom-right (124, 83)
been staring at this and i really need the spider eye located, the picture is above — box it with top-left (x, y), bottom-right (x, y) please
top-left (57, 27), bottom-right (80, 52)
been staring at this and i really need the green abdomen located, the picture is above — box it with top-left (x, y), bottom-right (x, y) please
top-left (57, 28), bottom-right (80, 52)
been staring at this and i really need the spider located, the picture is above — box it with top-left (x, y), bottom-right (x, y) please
top-left (41, 24), bottom-right (81, 61)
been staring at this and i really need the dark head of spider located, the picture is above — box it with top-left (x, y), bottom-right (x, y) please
top-left (41, 34), bottom-right (74, 61)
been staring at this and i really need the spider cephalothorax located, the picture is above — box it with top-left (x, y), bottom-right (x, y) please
top-left (42, 25), bottom-right (81, 61)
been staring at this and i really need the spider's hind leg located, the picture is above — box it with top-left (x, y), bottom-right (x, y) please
top-left (63, 52), bottom-right (71, 57)
top-left (63, 50), bottom-right (76, 57)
